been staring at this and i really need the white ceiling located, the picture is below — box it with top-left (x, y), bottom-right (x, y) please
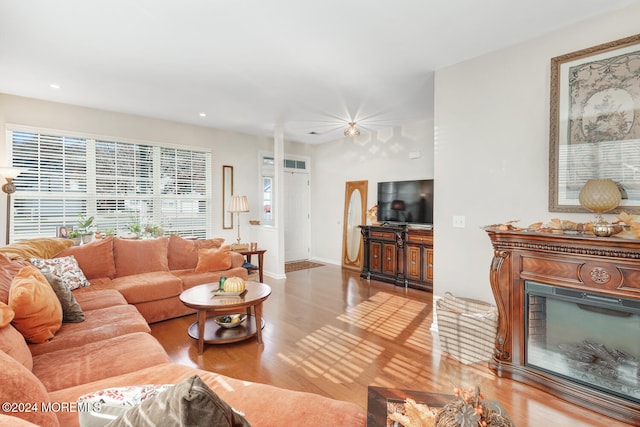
top-left (1, 1), bottom-right (638, 144)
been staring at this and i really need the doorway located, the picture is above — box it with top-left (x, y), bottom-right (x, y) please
top-left (284, 171), bottom-right (310, 262)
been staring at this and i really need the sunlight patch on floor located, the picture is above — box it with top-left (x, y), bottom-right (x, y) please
top-left (276, 291), bottom-right (433, 385)
top-left (337, 292), bottom-right (429, 349)
top-left (406, 320), bottom-right (433, 351)
top-left (277, 324), bottom-right (384, 383)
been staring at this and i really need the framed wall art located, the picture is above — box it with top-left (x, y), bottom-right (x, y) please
top-left (549, 33), bottom-right (640, 213)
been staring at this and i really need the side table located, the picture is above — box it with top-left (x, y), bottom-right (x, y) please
top-left (234, 248), bottom-right (266, 282)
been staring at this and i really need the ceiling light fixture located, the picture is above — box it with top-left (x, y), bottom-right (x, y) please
top-left (344, 122), bottom-right (360, 137)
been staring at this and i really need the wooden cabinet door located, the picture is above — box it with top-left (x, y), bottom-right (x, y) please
top-left (424, 248), bottom-right (433, 282)
top-left (406, 245), bottom-right (422, 280)
top-left (370, 242), bottom-right (382, 273)
top-left (382, 243), bottom-right (396, 275)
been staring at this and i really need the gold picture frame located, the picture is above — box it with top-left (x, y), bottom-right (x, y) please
top-left (549, 33), bottom-right (640, 213)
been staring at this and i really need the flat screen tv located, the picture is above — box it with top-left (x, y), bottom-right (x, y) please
top-left (377, 179), bottom-right (433, 225)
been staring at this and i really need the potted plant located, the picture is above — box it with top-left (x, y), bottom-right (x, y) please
top-left (144, 224), bottom-right (164, 238)
top-left (76, 213), bottom-right (95, 244)
top-left (68, 229), bottom-right (82, 246)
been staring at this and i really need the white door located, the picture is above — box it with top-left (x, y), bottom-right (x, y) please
top-left (284, 171), bottom-right (310, 262)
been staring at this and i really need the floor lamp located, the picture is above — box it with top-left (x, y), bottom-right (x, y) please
top-left (228, 195), bottom-right (249, 250)
top-left (0, 167), bottom-right (26, 245)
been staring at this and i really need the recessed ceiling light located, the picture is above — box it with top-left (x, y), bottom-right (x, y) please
top-left (49, 84), bottom-right (60, 89)
top-left (199, 112), bottom-right (206, 117)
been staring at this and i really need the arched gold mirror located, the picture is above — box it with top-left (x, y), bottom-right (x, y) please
top-left (342, 180), bottom-right (367, 270)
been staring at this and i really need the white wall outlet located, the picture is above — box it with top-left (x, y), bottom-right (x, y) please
top-left (453, 215), bottom-right (465, 228)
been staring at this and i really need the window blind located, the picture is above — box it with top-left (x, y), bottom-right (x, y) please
top-left (7, 128), bottom-right (212, 241)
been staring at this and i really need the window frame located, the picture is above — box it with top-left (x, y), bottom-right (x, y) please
top-left (6, 125), bottom-right (213, 241)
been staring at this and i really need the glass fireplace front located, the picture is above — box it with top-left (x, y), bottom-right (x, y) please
top-left (525, 281), bottom-right (640, 403)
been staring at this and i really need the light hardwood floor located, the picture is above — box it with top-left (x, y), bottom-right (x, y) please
top-left (150, 264), bottom-right (628, 427)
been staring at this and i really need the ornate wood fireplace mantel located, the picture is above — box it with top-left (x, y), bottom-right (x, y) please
top-left (486, 230), bottom-right (640, 425)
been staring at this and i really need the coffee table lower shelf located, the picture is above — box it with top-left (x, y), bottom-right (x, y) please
top-left (187, 314), bottom-right (265, 345)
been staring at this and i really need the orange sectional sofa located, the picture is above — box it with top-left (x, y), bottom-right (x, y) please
top-left (0, 237), bottom-right (367, 426)
top-left (55, 234), bottom-right (251, 323)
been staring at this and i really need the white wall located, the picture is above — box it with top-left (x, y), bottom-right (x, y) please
top-left (311, 120), bottom-right (435, 265)
top-left (0, 93), bottom-right (274, 252)
top-left (433, 4), bottom-right (640, 303)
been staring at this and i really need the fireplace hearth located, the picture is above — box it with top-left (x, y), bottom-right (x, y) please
top-left (487, 230), bottom-right (640, 425)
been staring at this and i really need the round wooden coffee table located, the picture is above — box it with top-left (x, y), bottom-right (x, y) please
top-left (179, 281), bottom-right (271, 354)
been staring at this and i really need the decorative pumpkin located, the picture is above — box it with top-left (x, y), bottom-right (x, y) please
top-left (223, 277), bottom-right (246, 293)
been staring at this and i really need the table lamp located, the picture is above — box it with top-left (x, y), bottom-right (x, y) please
top-left (228, 195), bottom-right (249, 250)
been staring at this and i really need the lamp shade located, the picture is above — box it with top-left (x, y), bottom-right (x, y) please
top-left (578, 179), bottom-right (621, 214)
top-left (228, 195), bottom-right (249, 213)
top-left (0, 167), bottom-right (26, 180)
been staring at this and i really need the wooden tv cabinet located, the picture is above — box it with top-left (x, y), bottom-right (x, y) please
top-left (360, 225), bottom-right (433, 291)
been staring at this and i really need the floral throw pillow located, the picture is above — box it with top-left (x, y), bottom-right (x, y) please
top-left (30, 256), bottom-right (90, 291)
top-left (77, 384), bottom-right (173, 426)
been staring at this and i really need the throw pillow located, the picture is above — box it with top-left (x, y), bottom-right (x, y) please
top-left (55, 236), bottom-right (116, 280)
top-left (0, 350), bottom-right (58, 427)
top-left (77, 383), bottom-right (173, 427)
top-left (112, 237), bottom-right (169, 277)
top-left (0, 322), bottom-right (32, 370)
top-left (41, 271), bottom-right (85, 323)
top-left (0, 301), bottom-right (14, 327)
top-left (167, 234), bottom-right (226, 270)
top-left (195, 245), bottom-right (232, 273)
top-left (0, 237), bottom-right (73, 260)
top-left (0, 302), bottom-right (33, 370)
top-left (30, 255), bottom-right (90, 291)
top-left (104, 375), bottom-right (250, 427)
top-left (8, 265), bottom-right (63, 343)
top-left (0, 254), bottom-right (31, 304)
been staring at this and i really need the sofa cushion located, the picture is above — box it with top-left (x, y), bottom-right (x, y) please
top-left (0, 237), bottom-right (72, 260)
top-left (111, 272), bottom-right (183, 304)
top-left (105, 375), bottom-right (250, 427)
top-left (28, 304), bottom-right (150, 357)
top-left (0, 254), bottom-right (31, 304)
top-left (195, 245), bottom-right (232, 273)
top-left (0, 322), bottom-right (32, 370)
top-left (41, 271), bottom-right (84, 323)
top-left (113, 237), bottom-right (169, 277)
top-left (55, 236), bottom-right (116, 280)
top-left (32, 332), bottom-right (171, 392)
top-left (0, 350), bottom-right (59, 427)
top-left (9, 266), bottom-right (63, 344)
top-left (30, 256), bottom-right (90, 291)
top-left (73, 288), bottom-right (127, 311)
top-left (167, 234), bottom-right (225, 270)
